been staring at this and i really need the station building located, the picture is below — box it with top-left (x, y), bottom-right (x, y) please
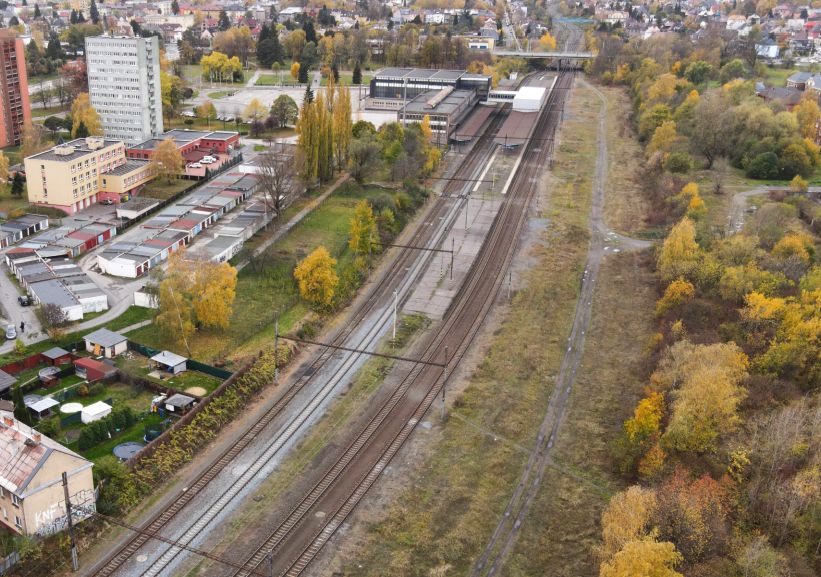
top-left (397, 88), bottom-right (479, 145)
top-left (368, 68), bottom-right (492, 110)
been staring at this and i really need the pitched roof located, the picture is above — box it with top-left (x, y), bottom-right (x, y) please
top-left (0, 417), bottom-right (88, 495)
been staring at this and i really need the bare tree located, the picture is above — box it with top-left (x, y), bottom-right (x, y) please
top-left (257, 142), bottom-right (302, 224)
top-left (37, 303), bottom-right (67, 340)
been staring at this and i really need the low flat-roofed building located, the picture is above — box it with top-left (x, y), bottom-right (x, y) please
top-left (398, 88), bottom-right (478, 144)
top-left (369, 67), bottom-right (491, 109)
top-left (116, 197), bottom-right (161, 221)
top-left (28, 279), bottom-right (84, 321)
top-left (98, 159), bottom-right (156, 203)
top-left (83, 328), bottom-right (128, 358)
top-left (126, 129), bottom-right (240, 162)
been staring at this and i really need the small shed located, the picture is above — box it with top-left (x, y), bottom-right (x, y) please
top-left (0, 399), bottom-right (13, 418)
top-left (164, 393), bottom-right (195, 414)
top-left (150, 351), bottom-right (187, 375)
top-left (28, 397), bottom-right (60, 419)
top-left (73, 357), bottom-right (117, 382)
top-left (0, 369), bottom-right (17, 395)
top-left (41, 347), bottom-right (72, 366)
top-left (81, 401), bottom-right (112, 424)
top-left (83, 328), bottom-right (129, 359)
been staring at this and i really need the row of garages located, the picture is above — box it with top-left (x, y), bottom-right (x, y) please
top-left (96, 172), bottom-right (259, 278)
top-left (4, 250), bottom-right (108, 321)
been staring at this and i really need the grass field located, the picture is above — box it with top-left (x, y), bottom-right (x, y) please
top-left (338, 84), bottom-right (601, 577)
top-left (140, 179), bottom-right (195, 201)
top-left (207, 90), bottom-right (237, 100)
top-left (127, 182), bottom-right (389, 365)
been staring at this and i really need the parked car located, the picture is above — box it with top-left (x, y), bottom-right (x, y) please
top-left (201, 157), bottom-right (216, 164)
top-left (99, 199), bottom-right (114, 205)
top-left (5, 325), bottom-right (16, 340)
top-left (189, 162), bottom-right (202, 168)
top-left (17, 295), bottom-right (30, 307)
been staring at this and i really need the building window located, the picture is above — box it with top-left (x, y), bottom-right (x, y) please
top-left (14, 516), bottom-right (22, 529)
top-left (11, 494), bottom-right (20, 507)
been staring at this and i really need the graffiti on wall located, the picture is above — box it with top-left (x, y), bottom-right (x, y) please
top-left (33, 488), bottom-right (96, 537)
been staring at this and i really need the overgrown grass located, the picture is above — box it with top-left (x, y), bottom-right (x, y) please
top-left (598, 85), bottom-right (647, 236)
top-left (127, 182), bottom-right (423, 364)
top-left (506, 251), bottom-right (656, 576)
top-left (139, 178), bottom-right (195, 201)
top-left (339, 84), bottom-right (600, 577)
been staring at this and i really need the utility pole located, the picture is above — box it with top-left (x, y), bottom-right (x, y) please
top-left (450, 237), bottom-right (454, 280)
top-left (274, 315), bottom-right (279, 384)
top-left (392, 289), bottom-right (398, 342)
top-left (267, 550), bottom-right (274, 577)
top-left (441, 345), bottom-right (449, 421)
top-left (62, 472), bottom-right (79, 571)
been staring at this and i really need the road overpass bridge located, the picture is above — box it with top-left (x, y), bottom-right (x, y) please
top-left (492, 50), bottom-right (594, 60)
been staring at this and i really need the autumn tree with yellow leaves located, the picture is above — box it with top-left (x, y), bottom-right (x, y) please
top-left (156, 251), bottom-right (238, 351)
top-left (152, 138), bottom-right (184, 182)
top-left (538, 31), bottom-right (557, 50)
top-left (349, 199), bottom-right (378, 271)
top-left (657, 217), bottom-right (701, 283)
top-left (294, 246), bottom-right (339, 309)
top-left (71, 93), bottom-right (102, 138)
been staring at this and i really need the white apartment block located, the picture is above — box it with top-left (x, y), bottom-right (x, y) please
top-left (85, 36), bottom-right (164, 143)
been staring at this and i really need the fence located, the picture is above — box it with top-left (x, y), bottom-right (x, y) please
top-left (125, 356), bottom-right (257, 467)
top-left (186, 359), bottom-right (231, 380)
top-left (126, 341), bottom-right (231, 379)
top-left (0, 551), bottom-right (19, 575)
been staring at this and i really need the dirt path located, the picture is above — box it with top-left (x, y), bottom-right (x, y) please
top-left (470, 78), bottom-right (640, 577)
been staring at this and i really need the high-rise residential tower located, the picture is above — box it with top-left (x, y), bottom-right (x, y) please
top-left (0, 30), bottom-right (31, 148)
top-left (85, 35), bottom-right (163, 143)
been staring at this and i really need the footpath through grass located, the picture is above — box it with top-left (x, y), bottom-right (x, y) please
top-left (338, 85), bottom-right (600, 577)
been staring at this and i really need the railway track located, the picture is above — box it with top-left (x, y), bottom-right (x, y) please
top-left (87, 96), bottom-right (513, 577)
top-left (223, 71), bottom-right (575, 577)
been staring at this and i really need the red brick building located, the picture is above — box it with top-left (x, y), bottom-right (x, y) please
top-left (0, 30), bottom-right (31, 148)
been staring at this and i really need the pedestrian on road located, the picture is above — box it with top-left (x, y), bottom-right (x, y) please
top-left (19, 321), bottom-right (24, 333)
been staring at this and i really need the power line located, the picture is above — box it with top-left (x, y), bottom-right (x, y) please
top-left (278, 334), bottom-right (446, 367)
top-left (71, 506), bottom-right (270, 577)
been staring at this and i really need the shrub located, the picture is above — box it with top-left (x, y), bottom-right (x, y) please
top-left (664, 152), bottom-right (693, 174)
top-left (77, 384), bottom-right (89, 397)
top-left (38, 417), bottom-right (61, 439)
top-left (746, 152), bottom-right (780, 179)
